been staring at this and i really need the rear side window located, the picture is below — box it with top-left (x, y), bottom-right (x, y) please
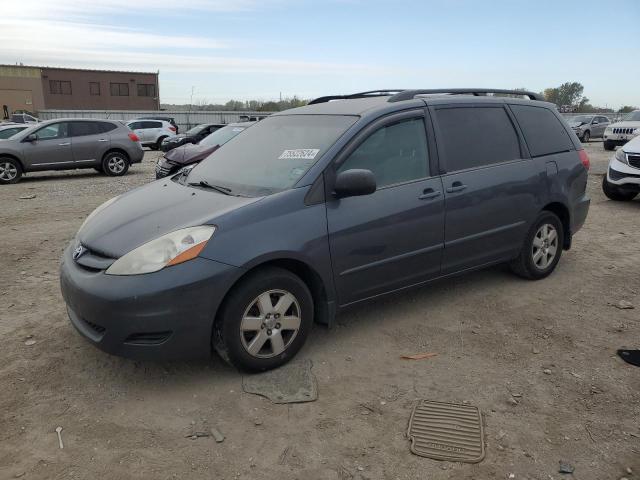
top-left (338, 118), bottom-right (429, 188)
top-left (70, 121), bottom-right (100, 137)
top-left (142, 121), bottom-right (162, 129)
top-left (434, 107), bottom-right (521, 172)
top-left (97, 122), bottom-right (117, 133)
top-left (510, 105), bottom-right (574, 157)
top-left (128, 121), bottom-right (143, 130)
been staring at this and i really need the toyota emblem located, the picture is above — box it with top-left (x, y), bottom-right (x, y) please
top-left (73, 244), bottom-right (86, 260)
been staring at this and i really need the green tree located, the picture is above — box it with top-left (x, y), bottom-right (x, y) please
top-left (618, 105), bottom-right (638, 113)
top-left (543, 82), bottom-right (586, 107)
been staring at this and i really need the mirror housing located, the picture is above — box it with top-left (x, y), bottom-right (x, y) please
top-left (25, 133), bottom-right (38, 142)
top-left (592, 121), bottom-right (599, 125)
top-left (333, 169), bottom-right (376, 198)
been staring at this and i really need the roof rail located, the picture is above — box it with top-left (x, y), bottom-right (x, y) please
top-left (387, 89), bottom-right (544, 102)
top-left (308, 90), bottom-right (405, 105)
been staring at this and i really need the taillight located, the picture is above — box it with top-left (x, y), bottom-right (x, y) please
top-left (169, 126), bottom-right (176, 132)
top-left (578, 149), bottom-right (590, 170)
top-left (128, 132), bottom-right (140, 142)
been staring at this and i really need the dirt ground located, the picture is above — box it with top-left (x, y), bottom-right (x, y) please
top-left (1, 141), bottom-right (638, 480)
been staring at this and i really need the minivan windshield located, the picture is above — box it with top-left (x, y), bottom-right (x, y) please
top-left (188, 115), bottom-right (357, 196)
top-left (199, 124), bottom-right (248, 147)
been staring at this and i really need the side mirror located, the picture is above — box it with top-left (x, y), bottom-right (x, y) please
top-left (25, 133), bottom-right (37, 142)
top-left (333, 169), bottom-right (376, 198)
top-left (592, 121), bottom-right (599, 125)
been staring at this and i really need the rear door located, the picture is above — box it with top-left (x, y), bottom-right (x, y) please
top-left (326, 110), bottom-right (445, 305)
top-left (595, 116), bottom-right (608, 137)
top-left (431, 104), bottom-right (540, 274)
top-left (143, 120), bottom-right (163, 143)
top-left (22, 122), bottom-right (72, 170)
top-left (69, 121), bottom-right (108, 166)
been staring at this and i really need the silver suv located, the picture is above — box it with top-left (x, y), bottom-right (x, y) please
top-left (568, 115), bottom-right (609, 143)
top-left (0, 119), bottom-right (144, 184)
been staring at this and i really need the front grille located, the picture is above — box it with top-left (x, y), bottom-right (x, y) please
top-left (628, 155), bottom-right (640, 169)
top-left (613, 127), bottom-right (634, 134)
top-left (124, 331), bottom-right (172, 345)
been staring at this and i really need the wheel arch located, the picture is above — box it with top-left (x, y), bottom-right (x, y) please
top-left (102, 148), bottom-right (130, 163)
top-left (542, 202), bottom-right (571, 250)
top-left (0, 153), bottom-right (25, 172)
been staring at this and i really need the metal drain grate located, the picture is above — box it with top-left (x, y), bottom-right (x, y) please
top-left (407, 400), bottom-right (485, 463)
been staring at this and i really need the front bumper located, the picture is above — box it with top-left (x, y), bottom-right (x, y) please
top-left (604, 131), bottom-right (639, 145)
top-left (60, 244), bottom-right (240, 360)
top-left (155, 158), bottom-right (180, 179)
top-left (606, 157), bottom-right (640, 190)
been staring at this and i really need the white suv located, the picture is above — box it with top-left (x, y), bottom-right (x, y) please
top-left (126, 119), bottom-right (177, 150)
top-left (603, 110), bottom-right (640, 151)
top-left (603, 134), bottom-right (640, 201)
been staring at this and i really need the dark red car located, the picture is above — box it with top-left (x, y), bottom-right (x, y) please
top-left (155, 122), bottom-right (254, 179)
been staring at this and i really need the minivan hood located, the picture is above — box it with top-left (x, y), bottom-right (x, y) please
top-left (78, 179), bottom-right (260, 258)
top-left (164, 143), bottom-right (219, 165)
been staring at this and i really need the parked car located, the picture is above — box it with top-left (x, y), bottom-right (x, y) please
top-left (136, 116), bottom-right (179, 134)
top-left (10, 113), bottom-right (39, 124)
top-left (126, 119), bottom-right (176, 150)
top-left (160, 123), bottom-right (226, 152)
top-left (0, 124), bottom-right (30, 139)
top-left (0, 119), bottom-right (143, 184)
top-left (155, 122), bottom-right (254, 179)
top-left (602, 134), bottom-right (640, 201)
top-left (568, 115), bottom-right (609, 143)
top-left (60, 88), bottom-right (590, 372)
top-left (603, 110), bottom-right (640, 150)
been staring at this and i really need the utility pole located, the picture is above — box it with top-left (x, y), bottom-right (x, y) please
top-left (186, 86), bottom-right (195, 130)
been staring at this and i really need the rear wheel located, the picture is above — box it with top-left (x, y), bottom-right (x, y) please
top-left (602, 175), bottom-right (638, 201)
top-left (0, 157), bottom-right (22, 184)
top-left (581, 130), bottom-right (590, 143)
top-left (153, 136), bottom-right (167, 151)
top-left (510, 211), bottom-right (563, 280)
top-left (604, 140), bottom-right (615, 151)
top-left (102, 152), bottom-right (130, 177)
top-left (213, 267), bottom-right (313, 372)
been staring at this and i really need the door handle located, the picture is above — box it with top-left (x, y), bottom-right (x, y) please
top-left (58, 142), bottom-right (71, 146)
top-left (418, 188), bottom-right (441, 200)
top-left (446, 182), bottom-right (467, 193)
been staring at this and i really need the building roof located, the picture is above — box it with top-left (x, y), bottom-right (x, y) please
top-left (0, 64), bottom-right (158, 76)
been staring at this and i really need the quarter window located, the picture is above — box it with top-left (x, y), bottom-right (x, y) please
top-left (49, 80), bottom-right (72, 95)
top-left (137, 84), bottom-right (156, 97)
top-left (89, 82), bottom-right (101, 96)
top-left (338, 118), bottom-right (429, 188)
top-left (434, 107), bottom-right (521, 172)
top-left (110, 83), bottom-right (129, 96)
top-left (510, 105), bottom-right (574, 157)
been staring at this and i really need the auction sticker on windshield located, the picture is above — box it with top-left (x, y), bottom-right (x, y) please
top-left (278, 149), bottom-right (320, 160)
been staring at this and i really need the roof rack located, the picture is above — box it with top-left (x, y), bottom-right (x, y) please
top-left (387, 89), bottom-right (543, 102)
top-left (308, 90), bottom-right (405, 105)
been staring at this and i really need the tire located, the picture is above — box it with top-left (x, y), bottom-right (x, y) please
top-left (0, 157), bottom-right (23, 184)
top-left (602, 175), bottom-right (638, 201)
top-left (581, 130), bottom-right (590, 143)
top-left (510, 211), bottom-right (563, 280)
top-left (154, 136), bottom-right (167, 151)
top-left (213, 267), bottom-right (314, 372)
top-left (604, 140), bottom-right (615, 151)
top-left (102, 151), bottom-right (130, 177)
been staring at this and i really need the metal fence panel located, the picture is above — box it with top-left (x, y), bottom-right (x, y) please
top-left (37, 110), bottom-right (274, 130)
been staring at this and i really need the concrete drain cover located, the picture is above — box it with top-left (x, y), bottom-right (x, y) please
top-left (407, 400), bottom-right (485, 463)
top-left (242, 359), bottom-right (317, 404)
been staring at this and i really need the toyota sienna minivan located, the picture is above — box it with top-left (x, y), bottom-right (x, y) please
top-left (60, 89), bottom-right (590, 371)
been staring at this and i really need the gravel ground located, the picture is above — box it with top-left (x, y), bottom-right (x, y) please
top-left (1, 142), bottom-right (638, 480)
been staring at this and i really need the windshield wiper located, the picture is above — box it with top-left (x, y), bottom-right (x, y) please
top-left (188, 179), bottom-right (233, 195)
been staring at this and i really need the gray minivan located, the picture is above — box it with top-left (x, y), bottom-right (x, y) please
top-left (60, 89), bottom-right (590, 371)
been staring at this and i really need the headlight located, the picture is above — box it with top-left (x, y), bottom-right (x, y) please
top-left (79, 196), bottom-right (119, 232)
top-left (615, 148), bottom-right (627, 165)
top-left (105, 226), bottom-right (215, 275)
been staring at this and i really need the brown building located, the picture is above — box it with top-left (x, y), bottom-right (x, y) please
top-left (0, 65), bottom-right (159, 116)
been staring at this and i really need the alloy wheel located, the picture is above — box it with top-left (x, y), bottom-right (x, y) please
top-left (240, 289), bottom-right (302, 358)
top-left (532, 223), bottom-right (558, 270)
top-left (108, 156), bottom-right (126, 174)
top-left (0, 161), bottom-right (18, 181)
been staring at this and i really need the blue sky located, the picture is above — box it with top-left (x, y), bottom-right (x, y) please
top-left (2, 0), bottom-right (639, 108)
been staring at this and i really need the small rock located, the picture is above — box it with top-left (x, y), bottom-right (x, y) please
top-left (356, 466), bottom-right (364, 472)
top-left (532, 348), bottom-right (540, 354)
top-left (619, 477), bottom-right (629, 480)
top-left (24, 339), bottom-right (36, 346)
top-left (559, 461), bottom-right (575, 474)
top-left (508, 397), bottom-right (519, 406)
top-left (543, 368), bottom-right (552, 375)
top-left (345, 356), bottom-right (353, 362)
top-left (18, 194), bottom-right (36, 200)
top-left (626, 467), bottom-right (632, 474)
top-left (511, 393), bottom-right (522, 398)
top-left (254, 419), bottom-right (263, 426)
top-left (497, 444), bottom-right (505, 451)
top-left (614, 300), bottom-right (634, 310)
top-left (380, 401), bottom-right (386, 405)
top-left (211, 427), bottom-right (225, 443)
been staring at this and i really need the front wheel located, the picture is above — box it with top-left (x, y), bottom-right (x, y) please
top-left (213, 267), bottom-right (313, 372)
top-left (602, 176), bottom-right (638, 201)
top-left (581, 130), bottom-right (590, 143)
top-left (102, 152), bottom-right (130, 177)
top-left (604, 140), bottom-right (615, 151)
top-left (0, 158), bottom-right (22, 184)
top-left (510, 211), bottom-right (563, 280)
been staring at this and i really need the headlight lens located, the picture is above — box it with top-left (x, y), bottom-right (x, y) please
top-left (106, 226), bottom-right (216, 275)
top-left (615, 148), bottom-right (627, 165)
top-left (79, 196), bottom-right (119, 232)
